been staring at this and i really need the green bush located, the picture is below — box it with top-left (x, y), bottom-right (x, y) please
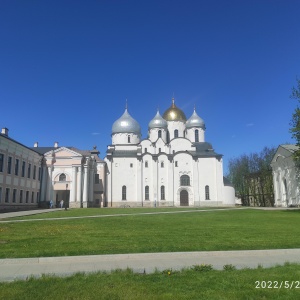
top-left (192, 264), bottom-right (213, 272)
top-left (223, 264), bottom-right (236, 271)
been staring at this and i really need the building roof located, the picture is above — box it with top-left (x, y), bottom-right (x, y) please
top-left (112, 108), bottom-right (141, 135)
top-left (186, 109), bottom-right (205, 129)
top-left (1, 132), bottom-right (42, 156)
top-left (30, 147), bottom-right (57, 154)
top-left (191, 142), bottom-right (222, 158)
top-left (280, 144), bottom-right (299, 153)
top-left (223, 176), bottom-right (234, 187)
top-left (109, 150), bottom-right (139, 157)
top-left (148, 110), bottom-right (168, 130)
top-left (162, 98), bottom-right (187, 122)
top-left (31, 146), bottom-right (104, 162)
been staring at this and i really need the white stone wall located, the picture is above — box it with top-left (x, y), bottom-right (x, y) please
top-left (112, 133), bottom-right (140, 145)
top-left (169, 138), bottom-right (193, 153)
top-left (148, 128), bottom-right (167, 143)
top-left (0, 135), bottom-right (42, 211)
top-left (186, 128), bottom-right (205, 143)
top-left (167, 121), bottom-right (186, 140)
top-left (107, 156), bottom-right (141, 207)
top-left (271, 147), bottom-right (300, 207)
top-left (222, 185), bottom-right (236, 205)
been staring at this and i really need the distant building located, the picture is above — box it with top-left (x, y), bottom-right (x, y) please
top-left (0, 128), bottom-right (42, 211)
top-left (33, 144), bottom-right (106, 208)
top-left (105, 98), bottom-right (235, 207)
top-left (271, 144), bottom-right (300, 207)
top-left (0, 129), bottom-right (105, 211)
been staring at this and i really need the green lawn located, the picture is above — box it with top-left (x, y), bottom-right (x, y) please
top-left (0, 208), bottom-right (300, 258)
top-left (1, 264), bottom-right (300, 299)
top-left (2, 206), bottom-right (226, 220)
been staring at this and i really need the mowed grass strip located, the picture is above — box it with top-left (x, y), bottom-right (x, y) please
top-left (2, 206), bottom-right (226, 220)
top-left (0, 264), bottom-right (300, 300)
top-left (0, 209), bottom-right (300, 258)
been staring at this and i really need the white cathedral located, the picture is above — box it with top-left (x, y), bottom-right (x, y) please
top-left (104, 98), bottom-right (235, 207)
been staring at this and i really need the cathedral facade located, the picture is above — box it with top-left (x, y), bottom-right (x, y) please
top-left (104, 99), bottom-right (235, 207)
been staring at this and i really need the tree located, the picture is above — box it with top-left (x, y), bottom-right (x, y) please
top-left (227, 147), bottom-right (276, 206)
top-left (290, 79), bottom-right (300, 162)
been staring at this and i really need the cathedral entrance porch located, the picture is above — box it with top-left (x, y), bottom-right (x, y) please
top-left (55, 190), bottom-right (70, 208)
top-left (180, 190), bottom-right (189, 206)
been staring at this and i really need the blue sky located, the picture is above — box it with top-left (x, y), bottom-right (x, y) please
top-left (1, 0), bottom-right (299, 172)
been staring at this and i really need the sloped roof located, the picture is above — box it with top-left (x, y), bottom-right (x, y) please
top-left (192, 142), bottom-right (222, 157)
top-left (281, 144), bottom-right (299, 153)
top-left (223, 176), bottom-right (233, 187)
top-left (31, 146), bottom-right (104, 162)
top-left (0, 133), bottom-right (42, 155)
top-left (30, 147), bottom-right (57, 154)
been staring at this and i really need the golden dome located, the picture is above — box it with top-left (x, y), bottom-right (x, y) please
top-left (162, 98), bottom-right (187, 121)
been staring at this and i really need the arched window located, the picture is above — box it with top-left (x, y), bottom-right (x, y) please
top-left (128, 135), bottom-right (131, 143)
top-left (145, 161), bottom-right (148, 168)
top-left (122, 185), bottom-right (126, 200)
top-left (158, 130), bottom-right (162, 138)
top-left (161, 185), bottom-right (165, 200)
top-left (205, 185), bottom-right (210, 200)
top-left (283, 179), bottom-right (288, 195)
top-left (174, 129), bottom-right (178, 138)
top-left (167, 131), bottom-right (170, 143)
top-left (145, 186), bottom-right (149, 200)
top-left (180, 175), bottom-right (190, 186)
top-left (161, 161), bottom-right (164, 168)
top-left (59, 173), bottom-right (66, 182)
top-left (195, 129), bottom-right (199, 142)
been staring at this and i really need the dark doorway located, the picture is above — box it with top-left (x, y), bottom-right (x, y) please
top-left (180, 190), bottom-right (189, 206)
top-left (55, 190), bottom-right (70, 208)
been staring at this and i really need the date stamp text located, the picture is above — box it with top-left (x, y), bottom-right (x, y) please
top-left (255, 281), bottom-right (300, 289)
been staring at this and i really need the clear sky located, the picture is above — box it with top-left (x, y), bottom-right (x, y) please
top-left (1, 0), bottom-right (299, 172)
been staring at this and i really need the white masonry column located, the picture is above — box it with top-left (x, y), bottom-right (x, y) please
top-left (47, 166), bottom-right (53, 202)
top-left (82, 159), bottom-right (89, 208)
top-left (41, 165), bottom-right (48, 202)
top-left (69, 166), bottom-right (77, 207)
top-left (137, 159), bottom-right (142, 207)
top-left (152, 158), bottom-right (158, 207)
top-left (77, 166), bottom-right (82, 207)
top-left (89, 162), bottom-right (94, 206)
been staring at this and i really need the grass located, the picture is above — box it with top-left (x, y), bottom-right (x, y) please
top-left (2, 206), bottom-right (226, 220)
top-left (1, 263), bottom-right (300, 299)
top-left (0, 208), bottom-right (300, 258)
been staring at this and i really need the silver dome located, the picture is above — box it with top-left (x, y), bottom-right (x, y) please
top-left (112, 109), bottom-right (141, 134)
top-left (148, 111), bottom-right (168, 130)
top-left (186, 109), bottom-right (205, 129)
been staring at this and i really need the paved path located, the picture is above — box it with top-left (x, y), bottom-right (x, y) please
top-left (0, 208), bottom-right (63, 219)
top-left (1, 208), bottom-right (300, 282)
top-left (1, 249), bottom-right (300, 282)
